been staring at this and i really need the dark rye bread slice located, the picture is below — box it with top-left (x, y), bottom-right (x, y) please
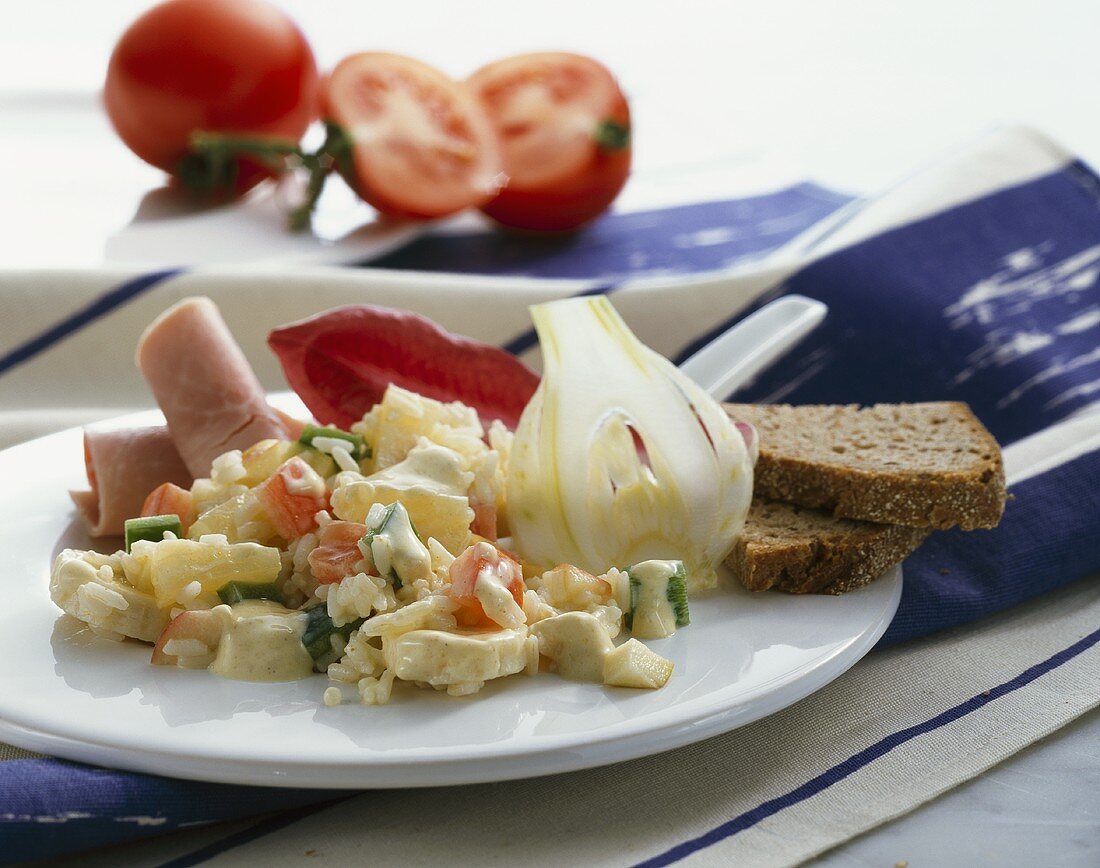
top-left (728, 499), bottom-right (930, 594)
top-left (725, 402), bottom-right (1006, 530)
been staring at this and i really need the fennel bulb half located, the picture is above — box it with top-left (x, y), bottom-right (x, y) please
top-left (507, 296), bottom-right (753, 591)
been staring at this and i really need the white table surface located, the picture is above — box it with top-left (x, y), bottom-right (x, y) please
top-left (4, 1), bottom-right (1099, 863)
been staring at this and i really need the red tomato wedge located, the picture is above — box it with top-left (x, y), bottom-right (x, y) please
top-left (468, 52), bottom-right (631, 231)
top-left (308, 521), bottom-right (369, 584)
top-left (321, 53), bottom-right (503, 218)
top-left (268, 305), bottom-right (540, 430)
top-left (256, 457), bottom-right (328, 539)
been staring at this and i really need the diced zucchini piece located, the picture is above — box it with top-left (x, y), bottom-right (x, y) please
top-left (148, 538), bottom-right (282, 608)
top-left (625, 560), bottom-right (689, 640)
top-left (299, 424), bottom-right (370, 461)
top-left (125, 515), bottom-right (182, 553)
top-left (359, 502), bottom-right (431, 589)
top-left (603, 638), bottom-right (674, 689)
top-left (217, 580), bottom-right (282, 605)
top-left (301, 606), bottom-right (363, 660)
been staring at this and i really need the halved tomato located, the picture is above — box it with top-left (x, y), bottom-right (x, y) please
top-left (321, 52), bottom-right (503, 219)
top-left (468, 52), bottom-right (631, 231)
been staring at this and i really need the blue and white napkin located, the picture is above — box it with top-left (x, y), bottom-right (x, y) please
top-left (0, 125), bottom-right (1097, 863)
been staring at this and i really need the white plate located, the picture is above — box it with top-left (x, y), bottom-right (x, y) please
top-left (0, 407), bottom-right (901, 789)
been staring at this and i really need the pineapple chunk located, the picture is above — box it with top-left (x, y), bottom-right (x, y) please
top-left (50, 550), bottom-right (169, 642)
top-left (603, 639), bottom-right (674, 689)
top-left (358, 385), bottom-right (483, 473)
top-left (240, 439), bottom-right (336, 486)
top-left (240, 439), bottom-right (297, 486)
top-left (188, 490), bottom-right (277, 544)
top-left (147, 538), bottom-right (282, 608)
top-left (530, 611), bottom-right (614, 682)
top-left (331, 441), bottom-right (474, 555)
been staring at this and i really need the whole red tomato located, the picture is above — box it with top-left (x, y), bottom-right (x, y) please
top-left (104, 0), bottom-right (319, 195)
top-left (468, 52), bottom-right (632, 232)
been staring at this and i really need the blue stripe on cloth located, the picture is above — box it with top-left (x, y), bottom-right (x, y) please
top-left (0, 759), bottom-right (342, 864)
top-left (732, 161), bottom-right (1100, 446)
top-left (636, 622), bottom-right (1100, 868)
top-left (0, 268), bottom-right (182, 379)
top-left (879, 445), bottom-right (1100, 646)
top-left (366, 185), bottom-right (852, 281)
top-left (157, 799), bottom-right (346, 868)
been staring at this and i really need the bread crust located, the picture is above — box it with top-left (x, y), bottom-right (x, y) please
top-left (726, 402), bottom-right (1006, 530)
top-left (727, 499), bottom-right (930, 594)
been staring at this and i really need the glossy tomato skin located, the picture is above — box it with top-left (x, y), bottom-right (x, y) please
top-left (321, 53), bottom-right (503, 220)
top-left (104, 0), bottom-right (319, 193)
top-left (469, 52), bottom-right (632, 232)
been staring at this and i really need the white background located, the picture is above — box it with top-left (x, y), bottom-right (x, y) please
top-left (3, 0), bottom-right (1100, 266)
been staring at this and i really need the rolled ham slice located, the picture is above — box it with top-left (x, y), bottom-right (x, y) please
top-left (137, 297), bottom-right (288, 477)
top-left (70, 426), bottom-right (191, 537)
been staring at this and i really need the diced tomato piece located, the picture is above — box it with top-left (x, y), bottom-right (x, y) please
top-left (256, 456), bottom-right (328, 539)
top-left (448, 542), bottom-right (525, 628)
top-left (308, 520), bottom-right (368, 584)
top-left (470, 501), bottom-right (497, 542)
top-left (543, 563), bottom-right (613, 605)
top-left (151, 609), bottom-right (225, 666)
top-left (142, 482), bottom-right (194, 535)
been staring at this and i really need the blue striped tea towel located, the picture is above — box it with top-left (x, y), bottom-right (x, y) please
top-left (0, 126), bottom-right (1097, 863)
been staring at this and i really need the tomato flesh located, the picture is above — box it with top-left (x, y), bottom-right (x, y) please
top-left (141, 483), bottom-right (194, 535)
top-left (104, 0), bottom-right (319, 193)
top-left (308, 521), bottom-right (369, 584)
top-left (321, 52), bottom-right (503, 219)
top-left (468, 52), bottom-right (631, 231)
top-left (256, 457), bottom-right (328, 540)
top-left (448, 543), bottom-right (525, 628)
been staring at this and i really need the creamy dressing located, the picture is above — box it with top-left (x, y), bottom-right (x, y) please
top-left (530, 611), bottom-right (614, 682)
top-left (628, 559), bottom-right (680, 640)
top-left (365, 502), bottom-right (432, 584)
top-left (283, 460), bottom-right (327, 498)
top-left (209, 600), bottom-right (314, 682)
top-left (369, 443), bottom-right (472, 497)
top-left (383, 627), bottom-right (529, 686)
top-left (471, 543), bottom-right (526, 629)
top-left (331, 442), bottom-right (475, 554)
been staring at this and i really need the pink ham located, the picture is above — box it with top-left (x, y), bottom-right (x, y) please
top-left (136, 297), bottom-right (288, 477)
top-left (70, 426), bottom-right (192, 537)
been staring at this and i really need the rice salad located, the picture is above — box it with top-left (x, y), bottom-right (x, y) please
top-left (51, 385), bottom-right (684, 706)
